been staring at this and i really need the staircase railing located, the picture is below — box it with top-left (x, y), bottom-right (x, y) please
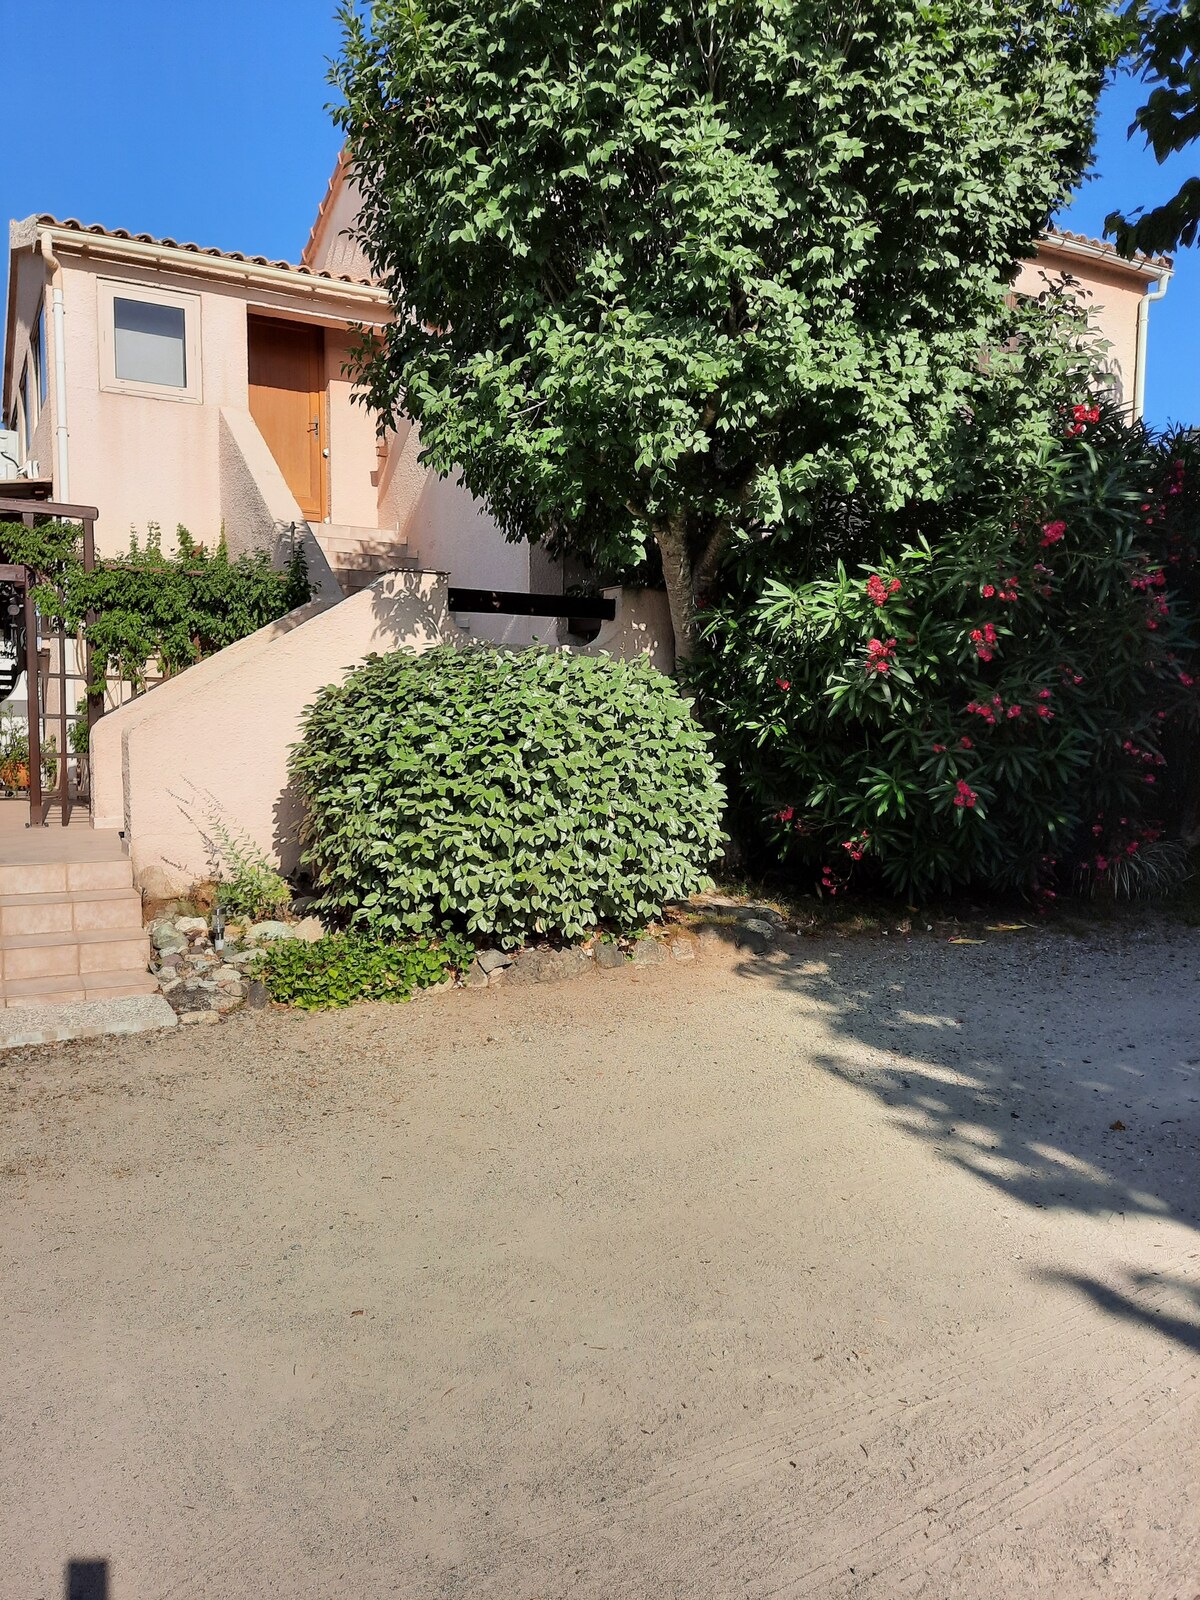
top-left (0, 497), bottom-right (100, 828)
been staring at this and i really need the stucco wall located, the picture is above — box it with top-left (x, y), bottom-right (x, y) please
top-left (54, 253), bottom-right (390, 554)
top-left (375, 418), bottom-right (539, 644)
top-left (1012, 244), bottom-right (1148, 413)
top-left (94, 569), bottom-right (455, 893)
top-left (325, 329), bottom-right (380, 527)
top-left (4, 243), bottom-right (51, 475)
top-left (305, 165), bottom-right (376, 282)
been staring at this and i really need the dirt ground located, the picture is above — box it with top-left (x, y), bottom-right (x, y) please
top-left (2, 924), bottom-right (1198, 1600)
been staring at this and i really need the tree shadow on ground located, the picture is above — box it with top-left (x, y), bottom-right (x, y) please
top-left (714, 923), bottom-right (1200, 1235)
top-left (1039, 1269), bottom-right (1200, 1355)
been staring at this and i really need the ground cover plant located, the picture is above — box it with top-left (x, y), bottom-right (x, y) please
top-left (250, 931), bottom-right (473, 1010)
top-left (292, 646), bottom-right (725, 945)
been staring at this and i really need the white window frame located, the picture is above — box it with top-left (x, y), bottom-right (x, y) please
top-left (97, 278), bottom-right (202, 403)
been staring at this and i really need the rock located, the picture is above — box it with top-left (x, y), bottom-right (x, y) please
top-left (463, 960), bottom-right (490, 989)
top-left (157, 976), bottom-right (181, 995)
top-left (477, 948), bottom-right (514, 975)
top-left (176, 916), bottom-right (209, 937)
top-left (736, 904), bottom-right (786, 928)
top-left (245, 980), bottom-right (269, 1010)
top-left (180, 1010), bottom-right (221, 1027)
top-left (736, 919), bottom-right (777, 955)
top-left (226, 949), bottom-right (258, 967)
top-left (212, 965), bottom-right (244, 986)
top-left (631, 936), bottom-right (667, 966)
top-left (164, 983), bottom-right (216, 1015)
top-left (158, 952), bottom-right (183, 970)
top-left (695, 920), bottom-right (733, 949)
top-left (292, 916), bottom-right (325, 943)
top-left (667, 931), bottom-right (698, 963)
top-left (150, 921), bottom-right (186, 955)
top-left (593, 940), bottom-right (627, 970)
top-left (211, 990), bottom-right (244, 1014)
top-left (244, 921), bottom-right (294, 944)
top-left (507, 948), bottom-right (589, 985)
top-left (137, 866), bottom-right (182, 902)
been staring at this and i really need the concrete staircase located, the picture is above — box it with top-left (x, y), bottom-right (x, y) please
top-left (313, 525), bottom-right (419, 596)
top-left (0, 822), bottom-right (155, 1009)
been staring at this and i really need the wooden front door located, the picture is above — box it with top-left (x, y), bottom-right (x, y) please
top-left (247, 317), bottom-right (327, 520)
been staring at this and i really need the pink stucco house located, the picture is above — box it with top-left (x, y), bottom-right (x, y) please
top-left (0, 160), bottom-right (1177, 933)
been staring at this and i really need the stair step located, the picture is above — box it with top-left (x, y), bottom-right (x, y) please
top-left (0, 926), bottom-right (151, 983)
top-left (0, 888), bottom-right (143, 939)
top-left (321, 547), bottom-right (418, 574)
top-left (0, 858), bottom-right (134, 896)
top-left (316, 532), bottom-right (410, 558)
top-left (3, 968), bottom-right (159, 1008)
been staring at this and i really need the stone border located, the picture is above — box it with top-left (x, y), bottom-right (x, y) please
top-left (146, 898), bottom-right (788, 1021)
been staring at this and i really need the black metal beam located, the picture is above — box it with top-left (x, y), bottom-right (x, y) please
top-left (447, 588), bottom-right (616, 620)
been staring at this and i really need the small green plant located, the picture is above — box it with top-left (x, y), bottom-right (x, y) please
top-left (0, 715), bottom-right (58, 792)
top-left (251, 931), bottom-right (473, 1009)
top-left (292, 646), bottom-right (726, 945)
top-left (205, 818), bottom-right (292, 921)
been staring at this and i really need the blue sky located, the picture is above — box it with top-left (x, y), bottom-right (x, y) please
top-left (6, 0), bottom-right (1196, 428)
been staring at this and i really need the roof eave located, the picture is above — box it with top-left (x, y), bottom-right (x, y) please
top-left (36, 220), bottom-right (391, 315)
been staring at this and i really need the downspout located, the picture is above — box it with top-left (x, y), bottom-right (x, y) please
top-left (39, 233), bottom-right (70, 500)
top-left (1134, 270), bottom-right (1172, 422)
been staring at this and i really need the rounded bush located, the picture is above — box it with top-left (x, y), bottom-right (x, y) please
top-left (292, 646), bottom-right (725, 944)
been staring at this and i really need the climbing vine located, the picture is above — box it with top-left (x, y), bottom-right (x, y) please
top-left (0, 522), bottom-right (312, 693)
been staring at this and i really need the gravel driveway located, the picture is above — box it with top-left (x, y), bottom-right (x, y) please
top-left (2, 925), bottom-right (1198, 1599)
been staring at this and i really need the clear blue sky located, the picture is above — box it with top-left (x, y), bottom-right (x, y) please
top-left (6, 0), bottom-right (1196, 428)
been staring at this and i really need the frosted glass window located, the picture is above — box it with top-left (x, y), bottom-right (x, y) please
top-left (113, 297), bottom-right (187, 388)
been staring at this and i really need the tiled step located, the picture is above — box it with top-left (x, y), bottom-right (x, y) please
top-left (316, 529), bottom-right (410, 557)
top-left (0, 887), bottom-right (143, 938)
top-left (4, 969), bottom-right (159, 1009)
top-left (0, 926), bottom-right (151, 983)
top-left (0, 857), bottom-right (134, 897)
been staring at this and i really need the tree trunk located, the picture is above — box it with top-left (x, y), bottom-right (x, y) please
top-left (654, 511), bottom-right (698, 671)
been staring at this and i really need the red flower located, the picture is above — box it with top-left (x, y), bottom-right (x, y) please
top-left (777, 806), bottom-right (794, 824)
top-left (775, 677), bottom-right (791, 692)
top-left (952, 779), bottom-right (978, 810)
top-left (866, 574), bottom-right (902, 607)
top-left (959, 736), bottom-right (973, 749)
top-left (982, 584), bottom-right (996, 599)
top-left (1041, 520), bottom-right (1066, 547)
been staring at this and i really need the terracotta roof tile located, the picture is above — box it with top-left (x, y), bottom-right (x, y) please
top-left (1043, 224), bottom-right (1173, 274)
top-left (34, 214), bottom-right (378, 288)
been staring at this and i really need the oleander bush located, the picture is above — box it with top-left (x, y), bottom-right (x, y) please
top-left (693, 407), bottom-right (1200, 901)
top-left (292, 646), bottom-right (726, 943)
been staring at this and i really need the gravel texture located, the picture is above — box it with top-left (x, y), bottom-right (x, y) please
top-left (1, 923), bottom-right (1198, 1598)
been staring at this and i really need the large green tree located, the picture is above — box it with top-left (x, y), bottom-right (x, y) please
top-left (334, 0), bottom-right (1122, 664)
top-left (1107, 0), bottom-right (1200, 256)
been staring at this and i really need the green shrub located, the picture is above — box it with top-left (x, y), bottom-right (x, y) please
top-left (251, 932), bottom-right (472, 1009)
top-left (292, 647), bottom-right (725, 944)
top-left (694, 407), bottom-right (1200, 901)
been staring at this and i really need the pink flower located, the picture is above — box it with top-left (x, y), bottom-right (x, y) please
top-left (866, 574), bottom-right (902, 607)
top-left (982, 584), bottom-right (996, 599)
